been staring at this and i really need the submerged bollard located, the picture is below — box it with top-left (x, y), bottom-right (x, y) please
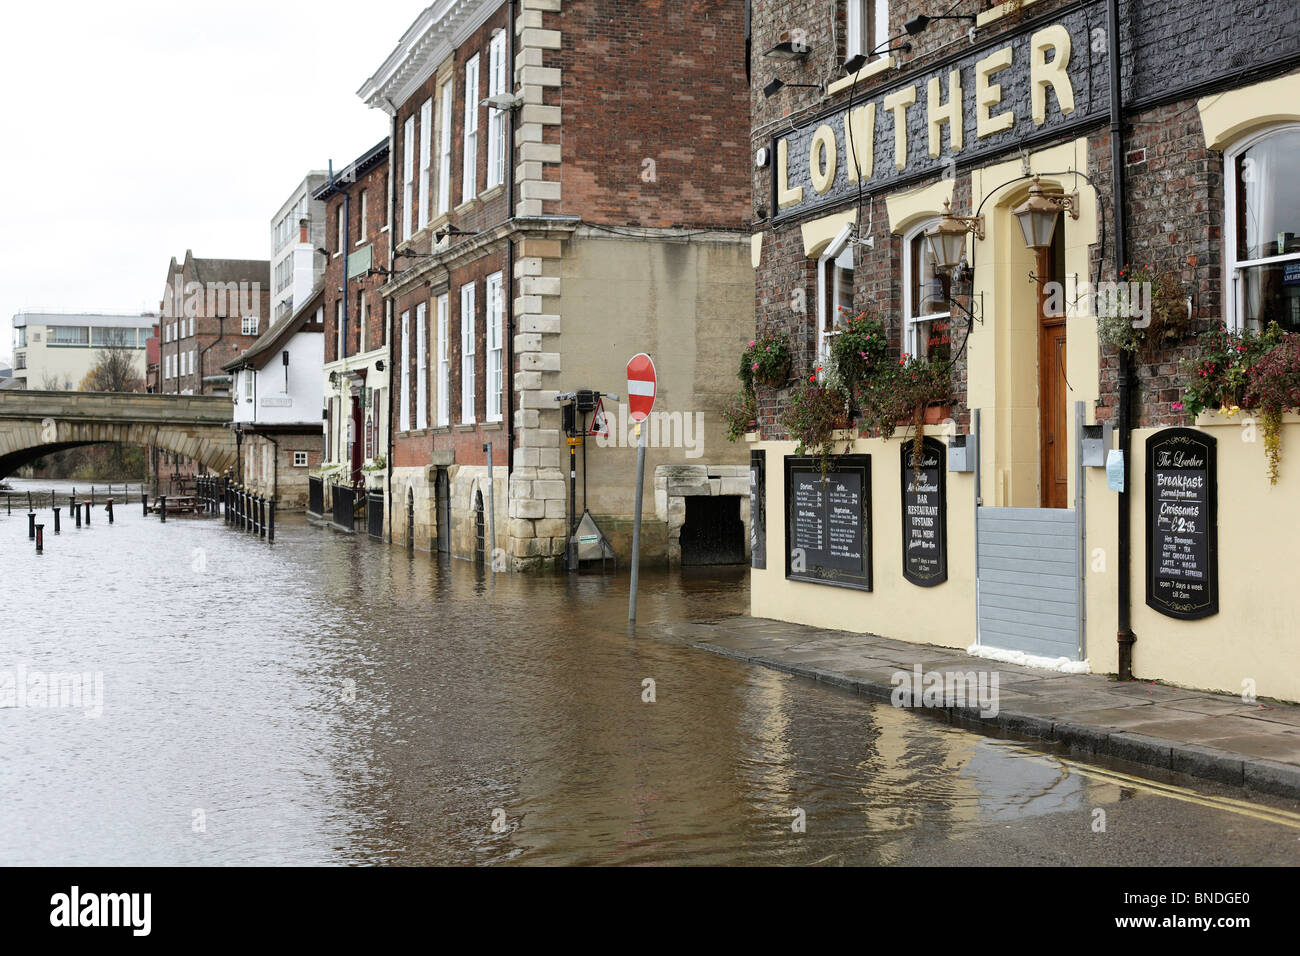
top-left (107, 498), bottom-right (114, 524)
top-left (259, 496), bottom-right (266, 537)
top-left (142, 493), bottom-right (149, 517)
top-left (159, 495), bottom-right (167, 522)
top-left (28, 511), bottom-right (36, 539)
top-left (53, 507), bottom-right (60, 534)
top-left (75, 504), bottom-right (82, 529)
top-left (35, 523), bottom-right (44, 553)
top-left (6, 495), bottom-right (9, 515)
top-left (268, 500), bottom-right (275, 542)
top-left (83, 501), bottom-right (91, 526)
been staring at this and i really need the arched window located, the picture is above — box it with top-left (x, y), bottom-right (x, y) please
top-left (1225, 124), bottom-right (1300, 332)
top-left (903, 219), bottom-right (952, 362)
top-left (816, 225), bottom-right (854, 365)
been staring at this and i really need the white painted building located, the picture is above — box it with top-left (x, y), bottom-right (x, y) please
top-left (10, 312), bottom-right (154, 390)
top-left (270, 173), bottom-right (329, 322)
top-left (222, 287), bottom-right (327, 508)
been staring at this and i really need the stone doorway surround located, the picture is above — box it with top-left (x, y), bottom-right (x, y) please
top-left (654, 463), bottom-right (751, 567)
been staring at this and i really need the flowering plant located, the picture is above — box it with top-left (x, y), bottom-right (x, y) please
top-left (782, 377), bottom-right (850, 475)
top-left (1097, 263), bottom-right (1188, 353)
top-left (721, 388), bottom-right (758, 442)
top-left (1242, 331), bottom-right (1300, 484)
top-left (856, 355), bottom-right (950, 440)
top-left (1177, 323), bottom-right (1278, 419)
top-left (828, 309), bottom-right (889, 393)
top-left (740, 333), bottom-right (791, 391)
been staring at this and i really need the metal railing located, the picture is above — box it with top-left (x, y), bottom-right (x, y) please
top-left (331, 482), bottom-right (357, 532)
top-left (307, 475), bottom-right (324, 517)
top-left (366, 492), bottom-right (384, 540)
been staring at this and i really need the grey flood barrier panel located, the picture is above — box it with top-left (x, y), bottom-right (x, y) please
top-left (976, 506), bottom-right (1081, 660)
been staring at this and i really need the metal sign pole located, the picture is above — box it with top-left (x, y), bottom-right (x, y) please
top-left (629, 420), bottom-right (646, 624)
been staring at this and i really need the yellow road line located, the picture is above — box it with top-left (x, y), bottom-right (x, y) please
top-left (1053, 756), bottom-right (1300, 829)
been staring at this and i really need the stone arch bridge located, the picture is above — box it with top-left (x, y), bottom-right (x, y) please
top-left (0, 390), bottom-right (235, 478)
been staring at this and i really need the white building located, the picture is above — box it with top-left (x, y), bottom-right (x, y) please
top-left (270, 173), bottom-right (329, 322)
top-left (10, 312), bottom-right (155, 390)
top-left (222, 286), bottom-right (326, 509)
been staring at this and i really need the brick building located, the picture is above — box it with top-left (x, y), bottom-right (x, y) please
top-left (158, 251), bottom-right (270, 396)
top-left (358, 0), bottom-right (755, 568)
top-left (746, 0), bottom-right (1300, 700)
top-left (313, 140), bottom-right (392, 512)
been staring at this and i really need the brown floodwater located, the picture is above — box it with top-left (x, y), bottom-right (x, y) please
top-left (4, 477), bottom-right (1294, 866)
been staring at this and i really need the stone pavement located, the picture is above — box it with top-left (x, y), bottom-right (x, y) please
top-left (652, 615), bottom-right (1300, 799)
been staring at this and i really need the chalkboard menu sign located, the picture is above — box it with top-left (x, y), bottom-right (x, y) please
top-left (1146, 428), bottom-right (1218, 619)
top-left (750, 450), bottom-right (766, 570)
top-left (784, 455), bottom-right (872, 590)
top-left (900, 437), bottom-right (948, 587)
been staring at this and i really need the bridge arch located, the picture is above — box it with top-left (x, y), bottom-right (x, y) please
top-left (0, 391), bottom-right (236, 478)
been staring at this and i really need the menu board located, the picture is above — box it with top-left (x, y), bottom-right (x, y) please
top-left (750, 451), bottom-right (766, 570)
top-left (1146, 428), bottom-right (1218, 619)
top-left (900, 437), bottom-right (948, 587)
top-left (784, 455), bottom-right (872, 590)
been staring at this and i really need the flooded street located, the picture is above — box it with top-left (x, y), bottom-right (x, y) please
top-left (1, 477), bottom-right (1297, 866)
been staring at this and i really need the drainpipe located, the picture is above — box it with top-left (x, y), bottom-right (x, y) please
top-left (385, 100), bottom-right (398, 544)
top-left (197, 315), bottom-right (226, 398)
top-left (505, 0), bottom-right (517, 479)
top-left (1108, 0), bottom-right (1135, 680)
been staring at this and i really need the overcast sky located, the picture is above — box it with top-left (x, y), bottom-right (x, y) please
top-left (0, 0), bottom-right (418, 366)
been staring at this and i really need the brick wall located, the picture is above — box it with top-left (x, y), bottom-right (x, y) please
top-left (322, 155), bottom-right (390, 365)
top-left (551, 0), bottom-right (751, 228)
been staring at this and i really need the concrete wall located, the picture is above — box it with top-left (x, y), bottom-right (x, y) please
top-left (506, 229), bottom-right (755, 567)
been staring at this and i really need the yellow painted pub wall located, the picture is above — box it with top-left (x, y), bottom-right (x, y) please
top-left (750, 431), bottom-right (978, 652)
top-left (753, 418), bottom-right (1300, 704)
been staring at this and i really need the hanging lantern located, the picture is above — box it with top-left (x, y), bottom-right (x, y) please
top-left (925, 200), bottom-right (984, 273)
top-left (1012, 175), bottom-right (1079, 250)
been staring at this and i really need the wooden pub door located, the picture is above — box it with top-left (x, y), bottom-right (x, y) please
top-left (1037, 227), bottom-right (1068, 509)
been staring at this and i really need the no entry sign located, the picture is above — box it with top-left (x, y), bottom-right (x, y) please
top-left (626, 353), bottom-right (656, 423)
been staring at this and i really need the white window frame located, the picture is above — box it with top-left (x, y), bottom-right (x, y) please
top-left (399, 310), bottom-right (411, 432)
top-left (902, 219), bottom-right (952, 358)
top-left (402, 114), bottom-right (416, 241)
top-left (438, 80), bottom-right (454, 215)
top-left (416, 301), bottom-right (429, 430)
top-left (242, 315), bottom-right (258, 336)
top-left (463, 54), bottom-right (480, 204)
top-left (816, 224), bottom-right (855, 366)
top-left (487, 31), bottom-right (507, 190)
top-left (460, 282), bottom-right (476, 424)
top-left (188, 317), bottom-right (194, 337)
top-left (436, 293), bottom-right (450, 426)
top-left (485, 271), bottom-right (504, 422)
top-left (846, 0), bottom-right (889, 66)
top-left (1224, 122), bottom-right (1300, 332)
top-left (293, 451), bottom-right (308, 467)
top-left (337, 204), bottom-right (345, 253)
top-left (357, 189), bottom-right (368, 242)
top-left (418, 98), bottom-right (433, 230)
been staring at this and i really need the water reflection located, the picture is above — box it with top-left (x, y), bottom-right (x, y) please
top-left (1, 477), bottom-right (1112, 865)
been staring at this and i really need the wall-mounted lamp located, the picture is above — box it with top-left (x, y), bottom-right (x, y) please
top-left (481, 93), bottom-right (523, 111)
top-left (762, 78), bottom-right (824, 99)
top-left (925, 199), bottom-right (985, 273)
top-left (763, 40), bottom-right (811, 60)
top-left (1012, 175), bottom-right (1079, 251)
top-left (432, 224), bottom-right (476, 244)
top-left (904, 13), bottom-right (978, 36)
top-left (375, 359), bottom-right (385, 372)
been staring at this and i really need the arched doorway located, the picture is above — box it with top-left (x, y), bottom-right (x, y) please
top-left (473, 490), bottom-right (485, 565)
top-left (406, 487), bottom-right (415, 551)
top-left (435, 470), bottom-right (450, 555)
